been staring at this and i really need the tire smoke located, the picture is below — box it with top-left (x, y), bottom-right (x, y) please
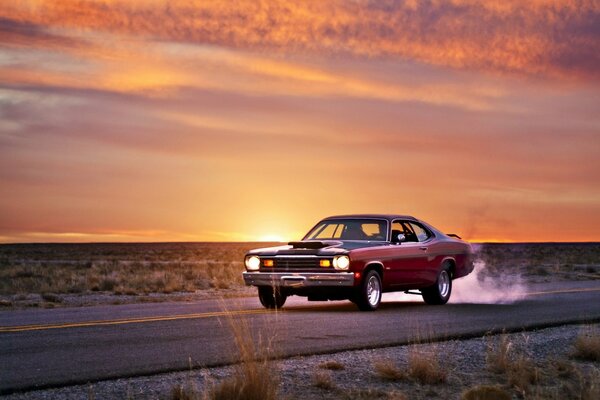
top-left (450, 260), bottom-right (528, 304)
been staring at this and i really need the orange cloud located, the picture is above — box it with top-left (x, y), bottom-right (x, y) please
top-left (1, 0), bottom-right (598, 80)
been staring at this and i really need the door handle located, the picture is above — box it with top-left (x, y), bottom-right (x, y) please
top-left (419, 247), bottom-right (428, 251)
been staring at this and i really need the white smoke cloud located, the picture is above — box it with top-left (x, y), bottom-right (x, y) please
top-left (450, 260), bottom-right (527, 304)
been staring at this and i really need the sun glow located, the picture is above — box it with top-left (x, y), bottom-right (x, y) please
top-left (258, 234), bottom-right (286, 242)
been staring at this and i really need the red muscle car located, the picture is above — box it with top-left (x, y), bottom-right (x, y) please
top-left (243, 214), bottom-right (474, 311)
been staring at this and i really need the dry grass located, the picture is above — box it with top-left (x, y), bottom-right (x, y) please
top-left (318, 360), bottom-right (345, 370)
top-left (407, 348), bottom-right (447, 384)
top-left (461, 385), bottom-right (511, 400)
top-left (486, 334), bottom-right (540, 394)
top-left (313, 370), bottom-right (335, 390)
top-left (476, 243), bottom-right (600, 281)
top-left (373, 359), bottom-right (406, 381)
top-left (167, 303), bottom-right (280, 400)
top-left (506, 357), bottom-right (540, 395)
top-left (170, 383), bottom-right (199, 400)
top-left (0, 242), bottom-right (275, 297)
top-left (486, 334), bottom-right (513, 374)
top-left (373, 347), bottom-right (446, 385)
top-left (207, 317), bottom-right (278, 400)
top-left (573, 328), bottom-right (600, 361)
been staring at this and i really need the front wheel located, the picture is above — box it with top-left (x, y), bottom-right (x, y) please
top-left (258, 286), bottom-right (287, 309)
top-left (353, 270), bottom-right (382, 311)
top-left (421, 267), bottom-right (452, 305)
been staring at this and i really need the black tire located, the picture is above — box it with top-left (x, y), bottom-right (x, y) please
top-left (258, 286), bottom-right (287, 309)
top-left (353, 270), bottom-right (382, 311)
top-left (422, 267), bottom-right (452, 305)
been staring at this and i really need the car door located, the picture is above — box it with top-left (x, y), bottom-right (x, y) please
top-left (385, 220), bottom-right (431, 288)
top-left (407, 221), bottom-right (438, 285)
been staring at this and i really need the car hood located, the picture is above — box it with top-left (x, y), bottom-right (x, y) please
top-left (246, 240), bottom-right (385, 256)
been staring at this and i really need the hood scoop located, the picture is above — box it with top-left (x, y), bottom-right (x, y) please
top-left (288, 241), bottom-right (338, 249)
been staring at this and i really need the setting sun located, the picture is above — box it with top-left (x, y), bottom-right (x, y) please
top-left (258, 234), bottom-right (286, 243)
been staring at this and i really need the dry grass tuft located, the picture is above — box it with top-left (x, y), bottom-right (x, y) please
top-left (385, 391), bottom-right (409, 400)
top-left (407, 348), bottom-right (447, 384)
top-left (374, 344), bottom-right (446, 385)
top-left (318, 360), bottom-right (345, 370)
top-left (573, 328), bottom-right (600, 362)
top-left (506, 357), bottom-right (540, 394)
top-left (170, 383), bottom-right (199, 400)
top-left (486, 334), bottom-right (539, 394)
top-left (528, 367), bottom-right (600, 400)
top-left (461, 385), bottom-right (511, 400)
top-left (373, 359), bottom-right (406, 381)
top-left (551, 359), bottom-right (577, 379)
top-left (208, 317), bottom-right (278, 400)
top-left (41, 292), bottom-right (62, 303)
top-left (486, 334), bottom-right (512, 374)
top-left (313, 371), bottom-right (335, 390)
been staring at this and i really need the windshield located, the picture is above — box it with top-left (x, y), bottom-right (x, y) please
top-left (304, 219), bottom-right (389, 241)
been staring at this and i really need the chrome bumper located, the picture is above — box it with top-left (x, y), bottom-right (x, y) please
top-left (242, 272), bottom-right (355, 287)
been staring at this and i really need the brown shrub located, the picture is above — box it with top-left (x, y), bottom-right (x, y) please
top-left (573, 329), bottom-right (600, 361)
top-left (551, 359), bottom-right (577, 379)
top-left (318, 360), bottom-right (345, 370)
top-left (407, 348), bottom-right (447, 384)
top-left (506, 357), bottom-right (540, 394)
top-left (461, 385), bottom-right (511, 400)
top-left (373, 359), bottom-right (406, 381)
top-left (486, 334), bottom-right (539, 394)
top-left (170, 383), bottom-right (199, 400)
top-left (486, 334), bottom-right (512, 374)
top-left (207, 315), bottom-right (278, 400)
top-left (41, 292), bottom-right (62, 303)
top-left (312, 371), bottom-right (335, 390)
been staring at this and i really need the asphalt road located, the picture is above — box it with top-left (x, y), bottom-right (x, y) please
top-left (2, 281), bottom-right (600, 394)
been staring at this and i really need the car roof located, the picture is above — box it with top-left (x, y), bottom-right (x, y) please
top-left (323, 214), bottom-right (417, 221)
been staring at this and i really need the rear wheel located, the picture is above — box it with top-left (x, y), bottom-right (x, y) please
top-left (258, 286), bottom-right (287, 309)
top-left (354, 270), bottom-right (382, 311)
top-left (422, 267), bottom-right (452, 305)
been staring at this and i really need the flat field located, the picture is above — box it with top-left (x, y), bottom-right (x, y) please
top-left (0, 242), bottom-right (599, 308)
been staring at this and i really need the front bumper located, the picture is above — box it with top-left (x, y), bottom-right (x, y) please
top-left (242, 272), bottom-right (355, 288)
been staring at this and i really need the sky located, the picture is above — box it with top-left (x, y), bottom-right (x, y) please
top-left (0, 0), bottom-right (599, 243)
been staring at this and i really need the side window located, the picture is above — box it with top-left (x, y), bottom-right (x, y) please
top-left (391, 221), bottom-right (418, 242)
top-left (409, 222), bottom-right (431, 242)
top-left (361, 223), bottom-right (385, 240)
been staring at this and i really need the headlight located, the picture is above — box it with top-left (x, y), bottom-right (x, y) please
top-left (333, 255), bottom-right (350, 270)
top-left (245, 255), bottom-right (260, 271)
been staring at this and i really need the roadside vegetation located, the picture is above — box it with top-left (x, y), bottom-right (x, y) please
top-left (1, 242), bottom-right (598, 308)
top-left (0, 242), bottom-right (279, 307)
top-left (481, 329), bottom-right (600, 399)
top-left (165, 324), bottom-right (595, 400)
top-left (476, 243), bottom-right (600, 282)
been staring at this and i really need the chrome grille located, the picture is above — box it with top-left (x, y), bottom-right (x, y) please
top-left (275, 257), bottom-right (320, 269)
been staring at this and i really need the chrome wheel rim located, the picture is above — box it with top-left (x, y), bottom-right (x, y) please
top-left (367, 275), bottom-right (381, 306)
top-left (438, 270), bottom-right (450, 298)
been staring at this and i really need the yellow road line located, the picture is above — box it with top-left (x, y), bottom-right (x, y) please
top-left (525, 287), bottom-right (600, 296)
top-left (1, 286), bottom-right (599, 333)
top-left (0, 308), bottom-right (271, 333)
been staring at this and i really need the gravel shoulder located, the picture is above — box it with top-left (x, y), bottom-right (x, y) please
top-left (5, 323), bottom-right (599, 400)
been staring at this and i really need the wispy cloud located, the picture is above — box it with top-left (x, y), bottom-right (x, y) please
top-left (2, 0), bottom-right (598, 79)
top-left (1, 1), bottom-right (599, 243)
